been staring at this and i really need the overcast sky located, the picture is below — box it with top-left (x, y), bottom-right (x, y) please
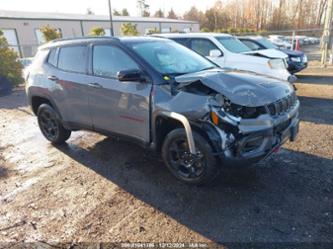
top-left (1, 0), bottom-right (218, 16)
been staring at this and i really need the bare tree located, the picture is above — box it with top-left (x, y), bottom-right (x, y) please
top-left (182, 0), bottom-right (327, 32)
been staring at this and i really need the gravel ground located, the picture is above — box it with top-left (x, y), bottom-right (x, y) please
top-left (0, 67), bottom-right (332, 246)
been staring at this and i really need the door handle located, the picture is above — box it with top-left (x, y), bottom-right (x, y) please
top-left (48, 75), bottom-right (59, 81)
top-left (88, 82), bottom-right (103, 88)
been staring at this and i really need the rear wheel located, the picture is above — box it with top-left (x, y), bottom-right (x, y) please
top-left (162, 128), bottom-right (219, 185)
top-left (37, 104), bottom-right (71, 144)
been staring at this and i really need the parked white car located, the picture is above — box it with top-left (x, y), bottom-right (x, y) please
top-left (268, 35), bottom-right (293, 50)
top-left (155, 33), bottom-right (295, 83)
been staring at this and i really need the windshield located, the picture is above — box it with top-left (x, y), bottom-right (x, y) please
top-left (258, 38), bottom-right (278, 49)
top-left (215, 36), bottom-right (251, 53)
top-left (127, 40), bottom-right (216, 75)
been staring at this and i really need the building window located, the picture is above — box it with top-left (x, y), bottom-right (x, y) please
top-left (161, 27), bottom-right (171, 33)
top-left (0, 29), bottom-right (20, 55)
top-left (35, 28), bottom-right (62, 44)
top-left (104, 28), bottom-right (112, 36)
top-left (183, 27), bottom-right (192, 33)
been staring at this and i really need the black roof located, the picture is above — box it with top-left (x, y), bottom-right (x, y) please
top-left (40, 36), bottom-right (168, 49)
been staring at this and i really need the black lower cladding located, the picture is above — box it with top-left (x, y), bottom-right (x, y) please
top-left (221, 117), bottom-right (299, 165)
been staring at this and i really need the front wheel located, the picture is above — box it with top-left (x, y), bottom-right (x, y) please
top-left (161, 128), bottom-right (219, 185)
top-left (37, 104), bottom-right (71, 144)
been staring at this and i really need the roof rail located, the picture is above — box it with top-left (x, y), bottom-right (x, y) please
top-left (49, 36), bottom-right (119, 43)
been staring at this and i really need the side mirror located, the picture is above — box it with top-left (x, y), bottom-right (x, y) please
top-left (117, 69), bottom-right (146, 83)
top-left (209, 49), bottom-right (222, 58)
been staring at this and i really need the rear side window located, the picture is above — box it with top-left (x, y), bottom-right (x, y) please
top-left (58, 46), bottom-right (87, 73)
top-left (47, 48), bottom-right (58, 67)
top-left (93, 45), bottom-right (139, 78)
top-left (172, 38), bottom-right (190, 47)
top-left (190, 39), bottom-right (219, 56)
top-left (33, 49), bottom-right (49, 67)
top-left (241, 40), bottom-right (261, 50)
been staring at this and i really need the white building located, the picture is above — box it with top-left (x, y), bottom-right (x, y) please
top-left (0, 10), bottom-right (199, 57)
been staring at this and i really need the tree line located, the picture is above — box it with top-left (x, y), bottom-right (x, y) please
top-left (114, 0), bottom-right (329, 32)
top-left (183, 0), bottom-right (329, 32)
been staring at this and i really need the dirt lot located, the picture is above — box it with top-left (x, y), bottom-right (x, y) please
top-left (0, 66), bottom-right (333, 246)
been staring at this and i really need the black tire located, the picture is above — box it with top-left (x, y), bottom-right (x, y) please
top-left (37, 103), bottom-right (71, 144)
top-left (162, 128), bottom-right (219, 185)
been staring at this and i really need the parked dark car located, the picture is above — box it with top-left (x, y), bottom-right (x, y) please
top-left (239, 36), bottom-right (308, 74)
top-left (26, 37), bottom-right (300, 185)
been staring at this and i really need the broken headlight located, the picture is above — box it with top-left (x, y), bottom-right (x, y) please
top-left (225, 103), bottom-right (267, 119)
top-left (214, 94), bottom-right (267, 119)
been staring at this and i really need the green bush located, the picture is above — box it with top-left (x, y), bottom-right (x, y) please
top-left (0, 31), bottom-right (23, 86)
top-left (200, 27), bottom-right (210, 32)
top-left (40, 25), bottom-right (61, 42)
top-left (121, 23), bottom-right (139, 36)
top-left (89, 27), bottom-right (106, 36)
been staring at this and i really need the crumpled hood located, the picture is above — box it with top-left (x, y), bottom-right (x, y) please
top-left (244, 49), bottom-right (288, 59)
top-left (175, 69), bottom-right (294, 107)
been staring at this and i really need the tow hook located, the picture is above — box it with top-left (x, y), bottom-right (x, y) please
top-left (272, 146), bottom-right (281, 153)
top-left (263, 144), bottom-right (281, 160)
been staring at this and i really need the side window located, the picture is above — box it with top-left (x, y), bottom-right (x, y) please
top-left (190, 39), bottom-right (220, 57)
top-left (172, 38), bottom-right (190, 47)
top-left (242, 40), bottom-right (260, 50)
top-left (47, 48), bottom-right (58, 67)
top-left (58, 46), bottom-right (87, 73)
top-left (93, 45), bottom-right (139, 78)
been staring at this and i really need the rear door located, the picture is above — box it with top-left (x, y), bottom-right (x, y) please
top-left (48, 45), bottom-right (92, 128)
top-left (86, 43), bottom-right (152, 143)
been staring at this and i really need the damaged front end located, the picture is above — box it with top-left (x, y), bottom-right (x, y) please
top-left (157, 69), bottom-right (300, 166)
top-left (207, 92), bottom-right (300, 165)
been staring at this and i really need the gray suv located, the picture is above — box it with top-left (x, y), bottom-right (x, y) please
top-left (26, 37), bottom-right (300, 185)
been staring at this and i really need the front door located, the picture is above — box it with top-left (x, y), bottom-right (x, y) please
top-left (87, 44), bottom-right (152, 143)
top-left (189, 38), bottom-right (225, 67)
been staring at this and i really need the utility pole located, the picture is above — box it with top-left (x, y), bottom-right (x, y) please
top-left (321, 0), bottom-right (333, 66)
top-left (108, 0), bottom-right (114, 36)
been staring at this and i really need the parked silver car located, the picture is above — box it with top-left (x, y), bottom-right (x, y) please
top-left (26, 37), bottom-right (300, 185)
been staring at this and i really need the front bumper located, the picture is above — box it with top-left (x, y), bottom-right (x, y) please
top-left (213, 101), bottom-right (300, 165)
top-left (288, 62), bottom-right (308, 74)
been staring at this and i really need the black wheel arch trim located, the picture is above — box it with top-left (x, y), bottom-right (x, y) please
top-left (29, 93), bottom-right (63, 121)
